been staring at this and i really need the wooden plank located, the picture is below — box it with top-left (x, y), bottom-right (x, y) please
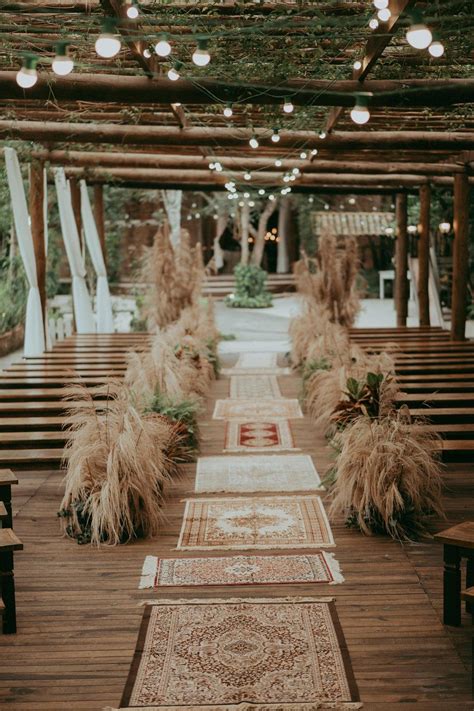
top-left (451, 171), bottom-right (470, 340)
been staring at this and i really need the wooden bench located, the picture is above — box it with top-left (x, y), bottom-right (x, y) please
top-left (461, 586), bottom-right (474, 694)
top-left (434, 522), bottom-right (474, 626)
top-left (0, 469), bottom-right (18, 529)
top-left (0, 527), bottom-right (23, 633)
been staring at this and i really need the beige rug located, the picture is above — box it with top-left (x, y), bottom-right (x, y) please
top-left (213, 399), bottom-right (303, 420)
top-left (177, 495), bottom-right (335, 550)
top-left (229, 375), bottom-right (282, 399)
top-left (222, 366), bottom-right (293, 376)
top-left (140, 552), bottom-right (344, 588)
top-left (224, 420), bottom-right (298, 452)
top-left (195, 454), bottom-right (323, 493)
top-left (235, 352), bottom-right (278, 368)
top-left (118, 597), bottom-right (360, 709)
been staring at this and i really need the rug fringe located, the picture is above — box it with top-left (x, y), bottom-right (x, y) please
top-left (324, 552), bottom-right (345, 585)
top-left (139, 556), bottom-right (158, 589)
top-left (139, 596), bottom-right (336, 606)
top-left (106, 703), bottom-right (363, 710)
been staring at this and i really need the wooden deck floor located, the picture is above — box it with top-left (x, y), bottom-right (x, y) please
top-left (0, 370), bottom-right (473, 710)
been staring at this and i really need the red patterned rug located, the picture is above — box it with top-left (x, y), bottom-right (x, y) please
top-left (224, 420), bottom-right (298, 452)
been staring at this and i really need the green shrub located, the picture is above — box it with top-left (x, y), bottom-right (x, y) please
top-left (225, 263), bottom-right (273, 308)
top-left (146, 392), bottom-right (201, 458)
top-left (0, 256), bottom-right (28, 335)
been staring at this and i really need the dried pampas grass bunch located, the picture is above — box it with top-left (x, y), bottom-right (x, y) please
top-left (59, 382), bottom-right (176, 546)
top-left (329, 409), bottom-right (444, 540)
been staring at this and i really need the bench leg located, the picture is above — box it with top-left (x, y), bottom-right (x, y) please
top-left (467, 558), bottom-right (474, 615)
top-left (0, 551), bottom-right (16, 634)
top-left (0, 484), bottom-right (13, 529)
top-left (443, 545), bottom-right (462, 626)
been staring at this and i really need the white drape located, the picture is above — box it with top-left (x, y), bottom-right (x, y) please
top-left (214, 214), bottom-right (226, 270)
top-left (54, 168), bottom-right (95, 333)
top-left (161, 189), bottom-right (182, 249)
top-left (79, 180), bottom-right (114, 333)
top-left (4, 147), bottom-right (45, 356)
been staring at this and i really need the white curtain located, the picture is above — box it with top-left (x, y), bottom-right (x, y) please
top-left (214, 214), bottom-right (226, 270)
top-left (161, 189), bottom-right (182, 249)
top-left (4, 147), bottom-right (45, 356)
top-left (79, 180), bottom-right (114, 333)
top-left (54, 168), bottom-right (95, 333)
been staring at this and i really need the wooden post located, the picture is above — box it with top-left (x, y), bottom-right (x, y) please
top-left (93, 184), bottom-right (107, 265)
top-left (418, 183), bottom-right (431, 326)
top-left (451, 171), bottom-right (470, 340)
top-left (395, 193), bottom-right (409, 326)
top-left (29, 159), bottom-right (47, 346)
top-left (69, 177), bottom-right (83, 253)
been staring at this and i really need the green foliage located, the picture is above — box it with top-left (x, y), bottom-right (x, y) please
top-left (0, 253), bottom-right (28, 334)
top-left (147, 392), bottom-right (200, 458)
top-left (225, 263), bottom-right (273, 308)
top-left (302, 357), bottom-right (331, 385)
top-left (330, 372), bottom-right (388, 430)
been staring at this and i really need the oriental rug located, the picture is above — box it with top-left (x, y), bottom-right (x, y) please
top-left (229, 375), bottom-right (282, 399)
top-left (224, 420), bottom-right (298, 453)
top-left (139, 552), bottom-right (344, 589)
top-left (177, 495), bottom-right (335, 550)
top-left (194, 454), bottom-right (323, 494)
top-left (118, 597), bottom-right (360, 709)
top-left (213, 399), bottom-right (303, 420)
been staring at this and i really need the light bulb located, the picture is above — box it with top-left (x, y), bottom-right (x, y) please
top-left (16, 66), bottom-right (37, 89)
top-left (244, 172), bottom-right (251, 181)
top-left (373, 0), bottom-right (388, 8)
top-left (52, 43), bottom-right (74, 76)
top-left (271, 129), bottom-right (280, 143)
top-left (215, 163), bottom-right (223, 172)
top-left (268, 194), bottom-right (275, 201)
top-left (195, 212), bottom-right (201, 219)
top-left (351, 95), bottom-right (370, 125)
top-left (290, 175), bottom-right (296, 181)
top-left (319, 131), bottom-right (326, 139)
top-left (95, 34), bottom-right (121, 58)
top-left (126, 3), bottom-right (139, 19)
top-left (353, 60), bottom-right (362, 70)
top-left (283, 175), bottom-right (290, 183)
top-left (439, 221), bottom-right (451, 234)
top-left (292, 167), bottom-right (300, 175)
top-left (429, 40), bottom-right (444, 57)
top-left (406, 23), bottom-right (432, 49)
top-left (311, 149), bottom-right (318, 156)
top-left (275, 159), bottom-right (282, 167)
top-left (249, 201), bottom-right (255, 207)
top-left (167, 66), bottom-right (180, 81)
top-left (249, 137), bottom-right (259, 149)
top-left (258, 189), bottom-right (265, 196)
top-left (299, 152), bottom-right (307, 159)
top-left (244, 192), bottom-right (250, 198)
top-left (223, 104), bottom-right (233, 118)
top-left (377, 8), bottom-right (391, 21)
top-left (143, 48), bottom-right (151, 58)
top-left (369, 18), bottom-right (379, 30)
top-left (238, 201), bottom-right (245, 208)
top-left (155, 38), bottom-right (171, 57)
top-left (283, 98), bottom-right (294, 113)
top-left (192, 40), bottom-right (210, 66)
top-left (308, 197), bottom-right (314, 203)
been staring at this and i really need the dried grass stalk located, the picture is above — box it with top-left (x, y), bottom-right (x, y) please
top-left (329, 410), bottom-right (444, 541)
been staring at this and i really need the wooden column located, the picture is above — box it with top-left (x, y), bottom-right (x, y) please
top-left (395, 193), bottom-right (409, 326)
top-left (451, 171), bottom-right (470, 340)
top-left (93, 184), bottom-right (107, 265)
top-left (29, 160), bottom-right (47, 345)
top-left (418, 184), bottom-right (431, 326)
top-left (69, 177), bottom-right (83, 252)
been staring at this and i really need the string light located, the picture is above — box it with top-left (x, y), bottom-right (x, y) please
top-left (244, 172), bottom-right (252, 181)
top-left (143, 48), bottom-right (151, 58)
top-left (95, 19), bottom-right (121, 58)
top-left (249, 136), bottom-right (259, 149)
top-left (126, 1), bottom-right (139, 19)
top-left (350, 93), bottom-right (371, 125)
top-left (319, 131), bottom-right (326, 139)
top-left (353, 60), bottom-right (362, 70)
top-left (214, 162), bottom-right (223, 172)
top-left (155, 34), bottom-right (171, 57)
top-left (311, 149), bottom-right (318, 156)
top-left (52, 41), bottom-right (74, 76)
top-left (283, 98), bottom-right (294, 113)
top-left (167, 62), bottom-right (182, 81)
top-left (192, 39), bottom-right (211, 66)
top-left (249, 201), bottom-right (255, 207)
top-left (223, 103), bottom-right (233, 118)
top-left (292, 167), bottom-right (300, 175)
top-left (429, 39), bottom-right (445, 57)
top-left (268, 194), bottom-right (275, 201)
top-left (373, 0), bottom-right (388, 8)
top-left (377, 8), bottom-right (391, 22)
top-left (271, 128), bottom-right (280, 143)
top-left (439, 221), bottom-right (451, 234)
top-left (275, 159), bottom-right (282, 167)
top-left (16, 54), bottom-right (38, 88)
top-left (406, 10), bottom-right (432, 49)
top-left (244, 192), bottom-right (250, 198)
top-left (300, 152), bottom-right (307, 159)
top-left (258, 189), bottom-right (266, 196)
top-left (369, 18), bottom-right (379, 30)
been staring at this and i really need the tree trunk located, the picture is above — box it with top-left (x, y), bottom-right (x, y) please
top-left (251, 199), bottom-right (277, 267)
top-left (240, 203), bottom-right (250, 265)
top-left (277, 196), bottom-right (290, 273)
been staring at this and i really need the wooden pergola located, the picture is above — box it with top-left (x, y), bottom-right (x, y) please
top-left (0, 0), bottom-right (472, 338)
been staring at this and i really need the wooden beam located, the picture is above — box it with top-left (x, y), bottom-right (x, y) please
top-left (451, 171), bottom-right (470, 340)
top-left (418, 183), bottom-right (431, 326)
top-left (69, 178), bottom-right (83, 254)
top-left (93, 184), bottom-right (107, 267)
top-left (33, 149), bottom-right (467, 176)
top-left (395, 193), bottom-right (409, 327)
top-left (4, 121), bottom-right (474, 150)
top-left (0, 72), bottom-right (473, 108)
top-left (29, 160), bottom-right (47, 346)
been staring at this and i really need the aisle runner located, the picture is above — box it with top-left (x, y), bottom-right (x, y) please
top-left (224, 419), bottom-right (298, 452)
top-left (177, 495), bottom-right (335, 550)
top-left (214, 398), bottom-right (302, 420)
top-left (119, 598), bottom-right (360, 709)
top-left (221, 351), bottom-right (292, 376)
top-left (229, 374), bottom-right (281, 399)
top-left (195, 454), bottom-right (323, 493)
top-left (140, 552), bottom-right (344, 588)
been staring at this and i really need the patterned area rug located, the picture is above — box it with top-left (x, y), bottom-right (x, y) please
top-left (229, 375), bottom-right (282, 399)
top-left (222, 366), bottom-right (293, 376)
top-left (213, 399), bottom-right (303, 420)
top-left (139, 552), bottom-right (344, 588)
top-left (224, 420), bottom-right (298, 452)
top-left (177, 495), bottom-right (335, 550)
top-left (195, 454), bottom-right (323, 493)
top-left (235, 353), bottom-right (278, 368)
top-left (119, 597), bottom-right (360, 709)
